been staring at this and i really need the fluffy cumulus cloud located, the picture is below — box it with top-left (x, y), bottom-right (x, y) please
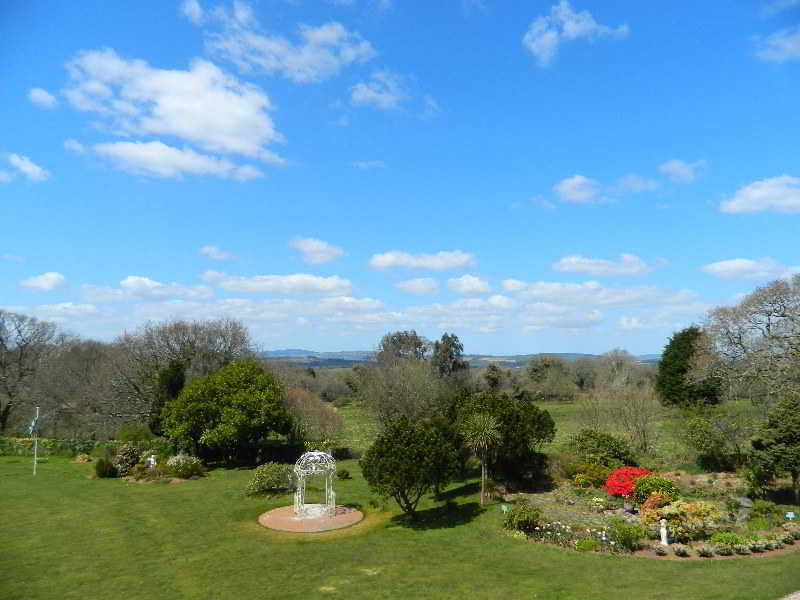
top-left (181, 0), bottom-right (205, 24)
top-left (82, 276), bottom-right (212, 302)
top-left (7, 154), bottom-right (50, 181)
top-left (200, 245), bottom-right (234, 260)
top-left (719, 175), bottom-right (800, 214)
top-left (21, 272), bottom-right (67, 291)
top-left (702, 258), bottom-right (800, 280)
top-left (553, 174), bottom-right (600, 203)
top-left (394, 278), bottom-right (438, 295)
top-left (28, 87), bottom-right (58, 108)
top-left (521, 302), bottom-right (604, 330)
top-left (202, 270), bottom-right (353, 295)
top-left (658, 159), bottom-right (706, 183)
top-left (63, 48), bottom-right (283, 166)
top-left (94, 141), bottom-right (263, 180)
top-left (505, 279), bottom-right (695, 308)
top-left (351, 71), bottom-right (405, 110)
top-left (205, 11), bottom-right (376, 84)
top-left (553, 253), bottom-right (653, 276)
top-left (369, 250), bottom-right (474, 270)
top-left (522, 0), bottom-right (629, 67)
top-left (288, 237), bottom-right (345, 264)
top-left (448, 275), bottom-right (490, 295)
top-left (756, 26), bottom-right (800, 63)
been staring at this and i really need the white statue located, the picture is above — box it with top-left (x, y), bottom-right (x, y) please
top-left (146, 455), bottom-right (157, 468)
top-left (659, 519), bottom-right (669, 545)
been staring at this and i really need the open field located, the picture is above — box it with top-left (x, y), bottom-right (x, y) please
top-left (4, 456), bottom-right (800, 600)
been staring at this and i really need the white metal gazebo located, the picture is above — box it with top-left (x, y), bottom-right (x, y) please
top-left (293, 450), bottom-right (336, 518)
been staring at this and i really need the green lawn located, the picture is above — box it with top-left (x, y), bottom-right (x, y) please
top-left (4, 456), bottom-right (800, 600)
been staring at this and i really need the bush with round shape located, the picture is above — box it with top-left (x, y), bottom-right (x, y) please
top-left (95, 458), bottom-right (117, 478)
top-left (748, 540), bottom-right (766, 553)
top-left (336, 468), bottom-right (351, 480)
top-left (567, 429), bottom-right (635, 468)
top-left (167, 454), bottom-right (205, 479)
top-left (783, 534), bottom-right (795, 545)
top-left (734, 544), bottom-right (751, 555)
top-left (711, 531), bottom-right (744, 547)
top-left (607, 518), bottom-right (647, 552)
top-left (671, 544), bottom-right (690, 557)
top-left (605, 466), bottom-right (652, 498)
top-left (632, 475), bottom-right (680, 505)
top-left (245, 462), bottom-right (293, 496)
top-left (575, 538), bottom-right (600, 552)
top-left (715, 544), bottom-right (734, 556)
top-left (696, 545), bottom-right (714, 557)
top-left (641, 492), bottom-right (672, 511)
top-left (654, 545), bottom-right (668, 556)
top-left (113, 444), bottom-right (140, 477)
top-left (502, 504), bottom-right (543, 536)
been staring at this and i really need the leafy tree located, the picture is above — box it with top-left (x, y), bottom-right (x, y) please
top-left (656, 326), bottom-right (720, 406)
top-left (461, 391), bottom-right (555, 483)
top-left (431, 333), bottom-right (468, 377)
top-left (376, 330), bottom-right (429, 364)
top-left (462, 413), bottom-right (500, 505)
top-left (361, 416), bottom-right (458, 517)
top-left (527, 354), bottom-right (577, 401)
top-left (750, 393), bottom-right (800, 502)
top-left (162, 359), bottom-right (292, 464)
top-left (484, 364), bottom-right (503, 391)
top-left (149, 359), bottom-right (186, 435)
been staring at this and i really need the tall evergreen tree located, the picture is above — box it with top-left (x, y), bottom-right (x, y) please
top-left (656, 326), bottom-right (720, 406)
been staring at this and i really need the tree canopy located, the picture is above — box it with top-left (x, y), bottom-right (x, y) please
top-left (656, 326), bottom-right (720, 406)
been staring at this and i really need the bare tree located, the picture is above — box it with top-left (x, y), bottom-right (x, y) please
top-left (0, 310), bottom-right (61, 432)
top-left (284, 387), bottom-right (342, 444)
top-left (356, 359), bottom-right (444, 426)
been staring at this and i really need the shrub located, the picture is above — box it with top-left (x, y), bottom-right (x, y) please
top-left (734, 544), bottom-right (751, 555)
top-left (74, 453), bottom-right (92, 463)
top-left (112, 444), bottom-right (140, 477)
top-left (632, 475), bottom-right (680, 505)
top-left (643, 500), bottom-right (723, 542)
top-left (711, 531), bottom-right (745, 546)
top-left (765, 540), bottom-right (781, 550)
top-left (607, 518), bottom-right (647, 552)
top-left (783, 534), bottom-right (795, 545)
top-left (671, 544), bottom-right (690, 557)
top-left (166, 454), bottom-right (205, 479)
top-left (336, 468), bottom-right (351, 480)
top-left (641, 492), bottom-right (672, 511)
top-left (715, 544), bottom-right (734, 556)
top-left (696, 544), bottom-right (714, 557)
top-left (117, 422), bottom-right (155, 442)
top-left (605, 466), bottom-right (652, 498)
top-left (575, 538), bottom-right (600, 552)
top-left (95, 458), bottom-right (117, 478)
top-left (245, 462), bottom-right (293, 496)
top-left (654, 545), bottom-right (668, 556)
top-left (502, 504), bottom-right (543, 536)
top-left (748, 540), bottom-right (766, 553)
top-left (567, 429), bottom-right (635, 468)
top-left (782, 522), bottom-right (800, 539)
top-left (751, 499), bottom-right (779, 520)
top-left (747, 517), bottom-right (773, 532)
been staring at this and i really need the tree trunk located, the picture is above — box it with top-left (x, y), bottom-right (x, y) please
top-left (0, 401), bottom-right (13, 433)
top-left (480, 456), bottom-right (486, 506)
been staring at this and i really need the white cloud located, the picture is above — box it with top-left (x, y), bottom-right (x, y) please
top-left (615, 174), bottom-right (659, 193)
top-left (522, 0), bottom-right (629, 67)
top-left (352, 160), bottom-right (385, 169)
top-left (369, 250), bottom-right (474, 270)
top-left (702, 258), bottom-right (800, 280)
top-left (658, 159), bottom-right (706, 183)
top-left (203, 270), bottom-right (353, 295)
top-left (619, 316), bottom-right (643, 330)
top-left (7, 154), bottom-right (50, 181)
top-left (553, 174), bottom-right (600, 203)
top-left (200, 245), bottom-right (234, 260)
top-left (720, 174), bottom-right (800, 214)
top-left (351, 71), bottom-right (405, 110)
top-left (37, 302), bottom-right (98, 317)
top-left (448, 275), bottom-right (490, 295)
top-left (316, 296), bottom-right (383, 312)
top-left (553, 253), bottom-right (653, 276)
top-left (487, 295), bottom-right (515, 310)
top-left (509, 279), bottom-right (695, 308)
top-left (64, 139), bottom-right (86, 153)
top-left (420, 94), bottom-right (441, 120)
top-left (94, 141), bottom-right (263, 180)
top-left (29, 88), bottom-right (58, 108)
top-left (206, 9), bottom-right (376, 83)
top-left (64, 48), bottom-right (283, 163)
top-left (522, 303), bottom-right (604, 329)
top-left (82, 276), bottom-right (212, 303)
top-left (181, 0), bottom-right (205, 24)
top-left (756, 26), bottom-right (800, 63)
top-left (288, 237), bottom-right (345, 264)
top-left (21, 272), bottom-right (66, 291)
top-left (394, 278), bottom-right (438, 295)
top-left (0, 171), bottom-right (12, 184)
top-left (502, 279), bottom-right (527, 292)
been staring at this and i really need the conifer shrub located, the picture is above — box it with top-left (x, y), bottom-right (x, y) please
top-left (95, 458), bottom-right (117, 478)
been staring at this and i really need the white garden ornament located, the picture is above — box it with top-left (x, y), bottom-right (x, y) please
top-left (293, 450), bottom-right (337, 519)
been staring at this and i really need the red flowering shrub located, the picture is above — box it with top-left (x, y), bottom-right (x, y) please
top-left (605, 466), bottom-right (652, 498)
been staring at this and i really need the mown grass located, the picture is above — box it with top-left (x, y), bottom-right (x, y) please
top-left (4, 456), bottom-right (800, 600)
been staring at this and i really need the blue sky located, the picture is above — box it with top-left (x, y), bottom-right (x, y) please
top-left (2, 0), bottom-right (799, 355)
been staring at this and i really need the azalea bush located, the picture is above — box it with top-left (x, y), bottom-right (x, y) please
top-left (642, 500), bottom-right (723, 542)
top-left (166, 454), bottom-right (205, 479)
top-left (605, 466), bottom-right (652, 498)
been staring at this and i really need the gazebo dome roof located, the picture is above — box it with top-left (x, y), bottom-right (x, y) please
top-left (294, 450), bottom-right (336, 476)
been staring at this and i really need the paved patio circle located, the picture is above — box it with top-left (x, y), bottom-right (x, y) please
top-left (258, 504), bottom-right (364, 533)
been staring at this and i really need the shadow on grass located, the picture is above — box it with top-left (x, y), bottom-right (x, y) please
top-left (436, 481), bottom-right (480, 501)
top-left (391, 501), bottom-right (484, 530)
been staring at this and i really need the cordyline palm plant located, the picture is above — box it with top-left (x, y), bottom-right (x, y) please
top-left (462, 412), bottom-right (500, 506)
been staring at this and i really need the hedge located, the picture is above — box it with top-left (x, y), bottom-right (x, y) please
top-left (0, 437), bottom-right (172, 457)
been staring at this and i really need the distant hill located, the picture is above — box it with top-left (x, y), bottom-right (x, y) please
top-left (261, 349), bottom-right (659, 369)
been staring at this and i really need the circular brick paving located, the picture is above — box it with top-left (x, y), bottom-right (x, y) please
top-left (258, 504), bottom-right (364, 533)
